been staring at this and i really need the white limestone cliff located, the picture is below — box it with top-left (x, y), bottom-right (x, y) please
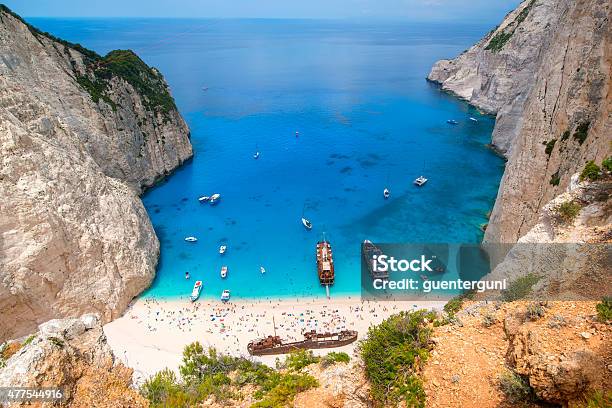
top-left (0, 6), bottom-right (193, 341)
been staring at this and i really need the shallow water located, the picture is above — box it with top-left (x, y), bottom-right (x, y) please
top-left (32, 18), bottom-right (505, 300)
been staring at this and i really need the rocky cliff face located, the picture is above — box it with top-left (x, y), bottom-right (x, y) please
top-left (0, 6), bottom-right (193, 341)
top-left (428, 0), bottom-right (611, 243)
top-left (0, 314), bottom-right (147, 407)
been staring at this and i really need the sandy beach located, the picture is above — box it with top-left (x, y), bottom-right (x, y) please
top-left (103, 296), bottom-right (445, 382)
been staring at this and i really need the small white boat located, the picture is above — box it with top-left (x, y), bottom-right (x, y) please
top-left (190, 280), bottom-right (203, 302)
top-left (209, 193), bottom-right (221, 205)
top-left (220, 266), bottom-right (228, 278)
top-left (253, 151), bottom-right (260, 160)
top-left (469, 117), bottom-right (478, 122)
top-left (219, 245), bottom-right (227, 255)
top-left (221, 289), bottom-right (231, 302)
top-left (185, 236), bottom-right (198, 242)
top-left (383, 188), bottom-right (390, 199)
top-left (198, 196), bottom-right (210, 203)
top-left (414, 176), bottom-right (428, 187)
top-left (260, 266), bottom-right (266, 274)
top-left (302, 217), bottom-right (313, 230)
top-left (447, 119), bottom-right (458, 125)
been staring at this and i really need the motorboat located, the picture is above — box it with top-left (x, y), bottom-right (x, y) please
top-left (414, 176), bottom-right (428, 187)
top-left (295, 131), bottom-right (299, 137)
top-left (185, 271), bottom-right (190, 280)
top-left (209, 193), bottom-right (221, 205)
top-left (253, 151), bottom-right (260, 160)
top-left (260, 266), bottom-right (266, 274)
top-left (221, 289), bottom-right (231, 302)
top-left (198, 196), bottom-right (210, 203)
top-left (469, 117), bottom-right (478, 122)
top-left (383, 188), bottom-right (390, 199)
top-left (190, 280), bottom-right (203, 302)
top-left (446, 119), bottom-right (458, 125)
top-left (302, 217), bottom-right (313, 230)
top-left (220, 266), bottom-right (228, 278)
top-left (184, 236), bottom-right (198, 242)
top-left (219, 245), bottom-right (227, 255)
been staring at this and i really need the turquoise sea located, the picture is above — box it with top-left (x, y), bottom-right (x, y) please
top-left (31, 18), bottom-right (505, 300)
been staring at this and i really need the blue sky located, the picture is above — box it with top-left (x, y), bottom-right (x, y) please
top-left (5, 0), bottom-right (521, 22)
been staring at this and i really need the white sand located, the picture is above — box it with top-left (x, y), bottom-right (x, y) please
top-left (103, 296), bottom-right (444, 382)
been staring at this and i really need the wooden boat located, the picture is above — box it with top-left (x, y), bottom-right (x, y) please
top-left (362, 240), bottom-right (389, 281)
top-left (248, 329), bottom-right (357, 356)
top-left (316, 238), bottom-right (334, 286)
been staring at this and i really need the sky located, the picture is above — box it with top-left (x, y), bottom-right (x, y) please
top-left (5, 0), bottom-right (521, 22)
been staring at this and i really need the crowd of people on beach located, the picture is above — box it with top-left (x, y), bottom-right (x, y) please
top-left (128, 297), bottom-right (408, 356)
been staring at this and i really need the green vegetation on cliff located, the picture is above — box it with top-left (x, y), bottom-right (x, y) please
top-left (0, 4), bottom-right (176, 119)
top-left (359, 310), bottom-right (437, 407)
top-left (485, 0), bottom-right (536, 52)
top-left (81, 50), bottom-right (178, 117)
top-left (580, 160), bottom-right (601, 181)
top-left (140, 343), bottom-right (327, 408)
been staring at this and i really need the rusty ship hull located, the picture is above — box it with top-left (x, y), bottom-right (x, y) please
top-left (247, 330), bottom-right (357, 356)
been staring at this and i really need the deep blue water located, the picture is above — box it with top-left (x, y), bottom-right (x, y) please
top-left (31, 18), bottom-right (505, 300)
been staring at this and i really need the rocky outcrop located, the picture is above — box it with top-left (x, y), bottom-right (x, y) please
top-left (295, 361), bottom-right (371, 408)
top-left (504, 309), bottom-right (611, 405)
top-left (428, 0), bottom-right (611, 243)
top-left (423, 301), bottom-right (611, 407)
top-left (0, 314), bottom-right (148, 407)
top-left (482, 173), bottom-right (611, 301)
top-left (0, 6), bottom-right (193, 341)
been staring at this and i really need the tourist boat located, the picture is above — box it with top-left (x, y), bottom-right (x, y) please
top-left (219, 245), bottom-right (227, 255)
top-left (184, 236), bottom-right (198, 242)
top-left (383, 188), bottom-right (390, 199)
top-left (248, 329), bottom-right (357, 356)
top-left (447, 119), bottom-right (458, 125)
top-left (209, 193), bottom-right (221, 205)
top-left (362, 240), bottom-right (389, 281)
top-left (221, 289), bottom-right (231, 302)
top-left (253, 143), bottom-right (260, 159)
top-left (316, 238), bottom-right (335, 286)
top-left (190, 280), bottom-right (203, 302)
top-left (260, 266), bottom-right (266, 274)
top-left (198, 196), bottom-right (210, 203)
top-left (414, 176), bottom-right (428, 187)
top-left (469, 117), bottom-right (478, 122)
top-left (220, 266), bottom-right (228, 278)
top-left (302, 217), bottom-right (313, 230)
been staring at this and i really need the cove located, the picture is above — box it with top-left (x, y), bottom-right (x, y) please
top-left (29, 18), bottom-right (505, 300)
